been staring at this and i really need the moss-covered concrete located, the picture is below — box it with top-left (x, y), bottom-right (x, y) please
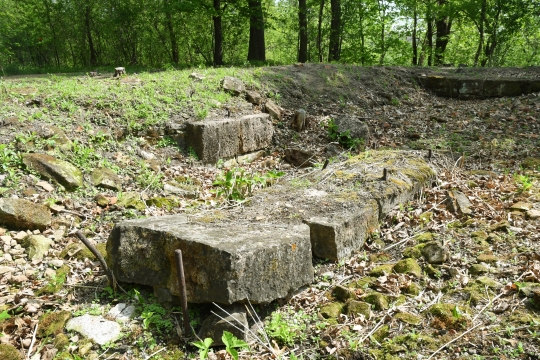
top-left (0, 344), bottom-right (22, 360)
top-left (393, 258), bottom-right (422, 278)
top-left (344, 300), bottom-right (371, 318)
top-left (37, 310), bottom-right (72, 338)
top-left (363, 292), bottom-right (389, 310)
top-left (370, 264), bottom-right (395, 277)
top-left (394, 312), bottom-right (422, 325)
top-left (319, 301), bottom-right (345, 319)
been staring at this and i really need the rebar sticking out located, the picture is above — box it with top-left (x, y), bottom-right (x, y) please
top-left (174, 249), bottom-right (191, 334)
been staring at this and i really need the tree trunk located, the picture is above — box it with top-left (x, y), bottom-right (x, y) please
top-left (213, 0), bottom-right (223, 65)
top-left (427, 17), bottom-right (433, 66)
top-left (85, 5), bottom-right (97, 66)
top-left (474, 0), bottom-right (486, 66)
top-left (298, 0), bottom-right (308, 63)
top-left (247, 0), bottom-right (265, 61)
top-left (377, 0), bottom-right (387, 65)
top-left (165, 4), bottom-right (179, 64)
top-left (434, 0), bottom-right (451, 65)
top-left (412, 5), bottom-right (418, 66)
top-left (317, 0), bottom-right (324, 62)
top-left (328, 0), bottom-right (340, 61)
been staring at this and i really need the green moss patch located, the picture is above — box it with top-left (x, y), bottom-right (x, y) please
top-left (370, 264), bottom-right (395, 277)
top-left (363, 292), bottom-right (389, 311)
top-left (0, 344), bottom-right (22, 360)
top-left (393, 258), bottom-right (422, 278)
top-left (38, 310), bottom-right (71, 338)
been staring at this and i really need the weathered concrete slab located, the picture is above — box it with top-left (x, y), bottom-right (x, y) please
top-left (185, 114), bottom-right (273, 164)
top-left (0, 198), bottom-right (51, 231)
top-left (420, 75), bottom-right (540, 99)
top-left (242, 150), bottom-right (435, 261)
top-left (107, 215), bottom-right (313, 304)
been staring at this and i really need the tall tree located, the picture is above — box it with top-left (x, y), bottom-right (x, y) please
top-left (298, 0), bottom-right (308, 62)
top-left (247, 0), bottom-right (265, 61)
top-left (316, 0), bottom-right (324, 62)
top-left (328, 0), bottom-right (340, 61)
top-left (434, 0), bottom-right (451, 65)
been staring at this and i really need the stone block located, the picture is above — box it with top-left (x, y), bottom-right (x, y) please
top-left (185, 114), bottom-right (273, 164)
top-left (305, 202), bottom-right (378, 261)
top-left (483, 79), bottom-right (523, 97)
top-left (107, 215), bottom-right (313, 304)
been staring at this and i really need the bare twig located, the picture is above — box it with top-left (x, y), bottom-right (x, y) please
top-left (427, 323), bottom-right (481, 360)
top-left (145, 347), bottom-right (166, 360)
top-left (26, 322), bottom-right (38, 359)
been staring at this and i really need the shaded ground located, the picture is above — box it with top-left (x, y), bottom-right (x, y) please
top-left (0, 64), bottom-right (539, 359)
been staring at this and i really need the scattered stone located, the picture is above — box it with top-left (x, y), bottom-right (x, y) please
top-left (22, 153), bottom-right (83, 190)
top-left (510, 202), bottom-right (533, 212)
top-left (44, 268), bottom-right (56, 278)
top-left (94, 194), bottom-right (110, 207)
top-left (107, 303), bottom-right (136, 323)
top-left (284, 148), bottom-right (316, 168)
top-left (394, 312), bottom-right (422, 325)
top-left (60, 242), bottom-right (107, 261)
top-left (403, 282), bottom-right (421, 296)
top-left (489, 220), bottom-right (510, 232)
top-left (475, 276), bottom-right (503, 290)
top-left (0, 235), bottom-right (11, 244)
top-left (414, 232), bottom-right (435, 242)
top-left (66, 314), bottom-right (121, 345)
top-left (424, 264), bottom-right (441, 278)
top-left (189, 72), bottom-right (205, 81)
top-left (332, 115), bottom-right (370, 144)
top-left (469, 264), bottom-right (489, 275)
top-left (163, 184), bottom-right (198, 198)
top-left (78, 339), bottom-right (93, 357)
top-left (8, 274), bottom-right (28, 284)
top-left (264, 99), bottom-right (281, 120)
top-left (332, 285), bottom-right (356, 301)
top-left (0, 266), bottom-right (15, 275)
top-left (369, 263), bottom-right (395, 277)
top-left (53, 333), bottom-right (69, 351)
top-left (402, 244), bottom-right (424, 259)
top-left (344, 300), bottom-right (371, 318)
top-left (245, 90), bottom-right (262, 105)
top-left (198, 305), bottom-right (248, 346)
top-left (393, 258), bottom-right (422, 278)
top-left (113, 67), bottom-right (126, 77)
top-left (3, 254), bottom-right (12, 262)
top-left (36, 181), bottom-right (54, 192)
top-left (221, 77), bottom-right (245, 95)
top-left (428, 303), bottom-right (467, 328)
top-left (363, 292), bottom-right (388, 311)
top-left (21, 235), bottom-right (53, 261)
top-left (139, 150), bottom-right (155, 160)
top-left (49, 259), bottom-right (64, 268)
top-left (421, 242), bottom-right (448, 264)
top-left (521, 157), bottom-right (540, 169)
top-left (445, 190), bottom-right (472, 215)
top-left (476, 254), bottom-right (499, 264)
top-left (91, 167), bottom-right (122, 191)
top-left (116, 192), bottom-right (146, 211)
top-left (319, 302), bottom-right (345, 319)
top-left (526, 209), bottom-right (540, 220)
top-left (0, 344), bottom-right (23, 360)
top-left (0, 198), bottom-right (51, 231)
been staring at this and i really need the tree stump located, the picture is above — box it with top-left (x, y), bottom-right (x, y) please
top-left (289, 109), bottom-right (306, 132)
top-left (113, 67), bottom-right (126, 77)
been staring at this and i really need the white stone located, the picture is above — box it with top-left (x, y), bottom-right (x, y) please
top-left (108, 303), bottom-right (136, 323)
top-left (49, 259), bottom-right (64, 268)
top-left (0, 266), bottom-right (15, 275)
top-left (66, 315), bottom-right (121, 345)
top-left (13, 231), bottom-right (28, 241)
top-left (3, 253), bottom-right (12, 262)
top-left (0, 236), bottom-right (12, 244)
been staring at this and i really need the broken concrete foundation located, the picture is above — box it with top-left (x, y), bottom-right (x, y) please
top-left (107, 150), bottom-right (435, 304)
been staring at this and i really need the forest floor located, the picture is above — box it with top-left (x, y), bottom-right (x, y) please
top-left (0, 64), bottom-right (540, 360)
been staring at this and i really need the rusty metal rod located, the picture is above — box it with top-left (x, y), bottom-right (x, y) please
top-left (382, 168), bottom-right (388, 181)
top-left (75, 230), bottom-right (116, 289)
top-left (174, 249), bottom-right (191, 335)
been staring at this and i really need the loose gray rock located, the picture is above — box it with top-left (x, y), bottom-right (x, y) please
top-left (222, 77), bottom-right (245, 95)
top-left (264, 100), bottom-right (282, 120)
top-left (446, 190), bottom-right (472, 215)
top-left (66, 315), bottom-right (121, 345)
top-left (91, 167), bottom-right (122, 191)
top-left (0, 266), bottom-right (15, 275)
top-left (163, 184), bottom-right (198, 199)
top-left (284, 148), bottom-right (316, 168)
top-left (107, 303), bottom-right (136, 323)
top-left (197, 305), bottom-right (248, 346)
top-left (189, 72), bottom-right (205, 81)
top-left (421, 241), bottom-right (448, 264)
top-left (21, 235), bottom-right (53, 261)
top-left (0, 198), bottom-right (51, 231)
top-left (245, 90), bottom-right (262, 105)
top-left (22, 153), bottom-right (83, 191)
top-left (332, 115), bottom-right (370, 143)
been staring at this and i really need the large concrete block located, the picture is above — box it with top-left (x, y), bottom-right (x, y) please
top-left (107, 215), bottom-right (313, 304)
top-left (305, 202), bottom-right (379, 261)
top-left (244, 150), bottom-right (435, 261)
top-left (185, 114), bottom-right (273, 164)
